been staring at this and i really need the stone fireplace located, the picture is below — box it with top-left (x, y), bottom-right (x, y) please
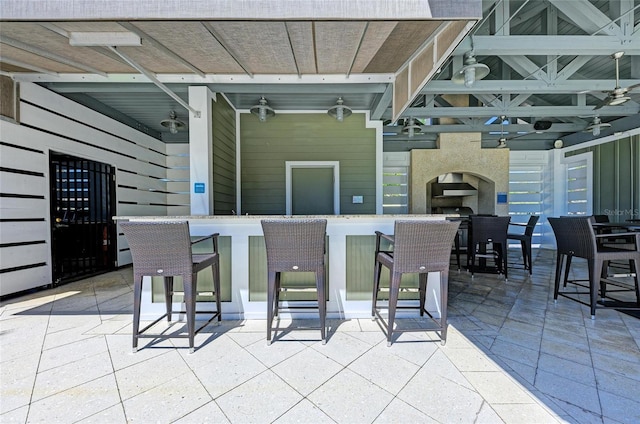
top-left (410, 132), bottom-right (509, 215)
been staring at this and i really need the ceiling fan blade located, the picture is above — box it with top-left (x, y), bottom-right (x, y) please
top-left (593, 96), bottom-right (611, 110)
top-left (625, 82), bottom-right (640, 92)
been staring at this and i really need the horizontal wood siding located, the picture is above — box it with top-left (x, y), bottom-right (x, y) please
top-left (212, 95), bottom-right (236, 215)
top-left (0, 82), bottom-right (170, 296)
top-left (241, 113), bottom-right (376, 214)
top-left (165, 143), bottom-right (190, 216)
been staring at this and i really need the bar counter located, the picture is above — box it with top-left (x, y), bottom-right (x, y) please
top-left (114, 215), bottom-right (457, 320)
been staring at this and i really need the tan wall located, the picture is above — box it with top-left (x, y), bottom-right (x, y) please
top-left (410, 132), bottom-right (509, 215)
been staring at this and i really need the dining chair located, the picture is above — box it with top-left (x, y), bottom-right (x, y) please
top-left (120, 221), bottom-right (222, 353)
top-left (261, 219), bottom-right (327, 345)
top-left (467, 215), bottom-right (511, 279)
top-left (548, 216), bottom-right (640, 318)
top-left (372, 220), bottom-right (460, 346)
top-left (507, 215), bottom-right (539, 275)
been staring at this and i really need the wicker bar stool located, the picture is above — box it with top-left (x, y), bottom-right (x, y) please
top-left (548, 216), bottom-right (640, 318)
top-left (261, 219), bottom-right (327, 345)
top-left (121, 221), bottom-right (221, 353)
top-left (372, 220), bottom-right (460, 346)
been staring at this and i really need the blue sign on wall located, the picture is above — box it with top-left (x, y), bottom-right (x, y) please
top-left (194, 182), bottom-right (205, 193)
top-left (497, 192), bottom-right (508, 204)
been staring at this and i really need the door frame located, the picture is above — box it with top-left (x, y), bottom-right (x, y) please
top-left (286, 161), bottom-right (340, 215)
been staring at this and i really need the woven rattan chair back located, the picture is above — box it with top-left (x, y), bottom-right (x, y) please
top-left (470, 215), bottom-right (511, 245)
top-left (468, 215), bottom-right (511, 278)
top-left (548, 216), bottom-right (596, 260)
top-left (261, 219), bottom-right (326, 272)
top-left (391, 220), bottom-right (460, 273)
top-left (261, 219), bottom-right (328, 344)
top-left (507, 215), bottom-right (540, 275)
top-left (523, 215), bottom-right (540, 237)
top-left (121, 221), bottom-right (193, 277)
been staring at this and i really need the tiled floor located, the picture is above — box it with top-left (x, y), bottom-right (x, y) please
top-left (1, 249), bottom-right (639, 423)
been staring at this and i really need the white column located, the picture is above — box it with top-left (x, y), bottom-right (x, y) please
top-left (189, 86), bottom-right (214, 215)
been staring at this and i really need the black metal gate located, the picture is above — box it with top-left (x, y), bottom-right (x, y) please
top-left (50, 153), bottom-right (116, 284)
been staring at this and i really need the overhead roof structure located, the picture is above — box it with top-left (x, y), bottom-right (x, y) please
top-left (1, 0), bottom-right (640, 150)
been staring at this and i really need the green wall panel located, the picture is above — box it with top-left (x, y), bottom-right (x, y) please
top-left (568, 137), bottom-right (640, 222)
top-left (248, 236), bottom-right (329, 301)
top-left (212, 95), bottom-right (236, 215)
top-left (240, 113), bottom-right (376, 215)
top-left (346, 235), bottom-right (419, 301)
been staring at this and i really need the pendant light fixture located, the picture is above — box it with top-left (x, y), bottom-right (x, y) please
top-left (401, 117), bottom-right (422, 137)
top-left (452, 51), bottom-right (489, 87)
top-left (327, 97), bottom-right (352, 122)
top-left (250, 96), bottom-right (275, 122)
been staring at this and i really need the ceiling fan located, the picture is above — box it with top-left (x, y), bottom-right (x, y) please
top-left (593, 51), bottom-right (640, 110)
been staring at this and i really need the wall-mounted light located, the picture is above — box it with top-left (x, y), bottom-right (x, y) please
top-left (401, 117), bottom-right (422, 137)
top-left (250, 96), bottom-right (275, 122)
top-left (327, 97), bottom-right (352, 122)
top-left (451, 51), bottom-right (489, 87)
top-left (160, 110), bottom-right (186, 134)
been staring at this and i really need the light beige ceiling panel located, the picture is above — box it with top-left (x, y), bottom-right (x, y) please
top-left (0, 43), bottom-right (92, 73)
top-left (349, 22), bottom-right (398, 74)
top-left (364, 21), bottom-right (442, 73)
top-left (130, 21), bottom-right (245, 74)
top-left (1, 22), bottom-right (130, 72)
top-left (314, 22), bottom-right (368, 74)
top-left (285, 22), bottom-right (316, 75)
top-left (394, 66), bottom-right (409, 113)
top-left (209, 22), bottom-right (297, 74)
top-left (410, 43), bottom-right (434, 94)
top-left (113, 43), bottom-right (197, 74)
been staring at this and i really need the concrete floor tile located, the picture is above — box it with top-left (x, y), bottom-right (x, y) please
top-left (476, 401), bottom-right (506, 424)
top-left (490, 338), bottom-right (539, 367)
top-left (534, 370), bottom-right (601, 414)
top-left (122, 371), bottom-right (211, 423)
top-left (114, 350), bottom-right (192, 401)
top-left (272, 399), bottom-right (335, 424)
top-left (173, 400), bottom-right (230, 424)
top-left (308, 368), bottom-right (393, 423)
top-left (398, 372), bottom-right (484, 423)
top-left (77, 404), bottom-right (127, 424)
top-left (309, 331), bottom-right (373, 366)
top-left (443, 347), bottom-right (501, 372)
top-left (272, 347), bottom-right (343, 396)
top-left (373, 398), bottom-right (438, 423)
top-left (537, 352), bottom-right (596, 386)
top-left (599, 390), bottom-right (640, 424)
top-left (594, 367), bottom-right (640, 402)
top-left (244, 337), bottom-right (308, 368)
top-left (491, 403), bottom-right (563, 423)
top-left (31, 350), bottom-right (114, 402)
top-left (38, 336), bottom-right (108, 372)
top-left (27, 374), bottom-right (121, 423)
top-left (0, 405), bottom-right (28, 423)
top-left (348, 345), bottom-right (420, 395)
top-left (216, 370), bottom-right (303, 423)
top-left (463, 371), bottom-right (538, 404)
